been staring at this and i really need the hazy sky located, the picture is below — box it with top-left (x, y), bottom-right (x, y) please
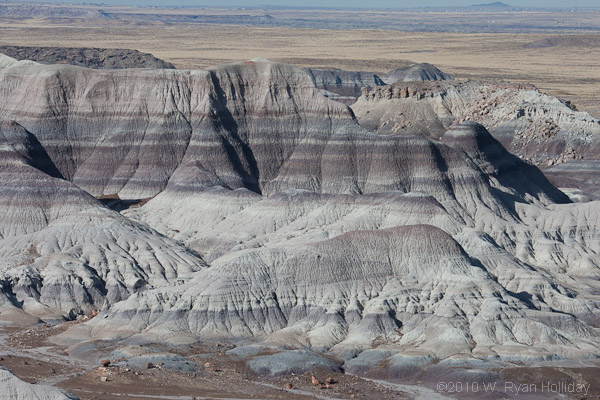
top-left (18, 1), bottom-right (598, 7)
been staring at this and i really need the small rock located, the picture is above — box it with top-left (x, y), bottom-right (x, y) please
top-left (285, 383), bottom-right (293, 390)
top-left (145, 362), bottom-right (154, 369)
top-left (100, 359), bottom-right (111, 367)
top-left (100, 376), bottom-right (108, 382)
top-left (325, 376), bottom-right (335, 384)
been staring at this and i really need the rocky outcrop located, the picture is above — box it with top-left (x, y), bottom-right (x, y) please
top-left (302, 67), bottom-right (385, 104)
top-left (301, 64), bottom-right (452, 105)
top-left (352, 80), bottom-right (600, 195)
top-left (0, 59), bottom-right (485, 203)
top-left (0, 46), bottom-right (175, 69)
top-left (353, 80), bottom-right (600, 162)
top-left (383, 63), bottom-right (453, 84)
top-left (0, 59), bottom-right (355, 199)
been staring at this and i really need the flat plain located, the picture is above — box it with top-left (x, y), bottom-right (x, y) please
top-left (0, 5), bottom-right (599, 116)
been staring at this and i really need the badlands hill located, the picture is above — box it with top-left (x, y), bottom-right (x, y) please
top-left (304, 63), bottom-right (452, 104)
top-left (0, 46), bottom-right (175, 69)
top-left (384, 63), bottom-right (454, 84)
top-left (302, 67), bottom-right (385, 104)
top-left (0, 54), bottom-right (599, 394)
top-left (352, 79), bottom-right (600, 197)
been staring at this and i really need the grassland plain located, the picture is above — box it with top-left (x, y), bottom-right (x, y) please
top-left (0, 7), bottom-right (599, 116)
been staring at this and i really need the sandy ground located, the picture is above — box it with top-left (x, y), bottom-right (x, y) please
top-left (1, 320), bottom-right (599, 400)
top-left (0, 322), bottom-right (412, 400)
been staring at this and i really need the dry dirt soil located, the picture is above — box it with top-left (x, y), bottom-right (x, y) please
top-left (1, 321), bottom-right (599, 400)
top-left (0, 323), bottom-right (409, 400)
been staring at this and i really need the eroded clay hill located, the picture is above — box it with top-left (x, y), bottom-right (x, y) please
top-left (352, 79), bottom-right (600, 197)
top-left (0, 367), bottom-right (78, 400)
top-left (0, 55), bottom-right (598, 375)
top-left (0, 46), bottom-right (175, 69)
top-left (303, 63), bottom-right (453, 104)
top-left (384, 63), bottom-right (453, 84)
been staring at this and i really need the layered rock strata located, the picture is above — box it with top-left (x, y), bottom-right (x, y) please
top-left (0, 57), bottom-right (598, 366)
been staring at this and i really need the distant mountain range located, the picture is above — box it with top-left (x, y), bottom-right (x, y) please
top-left (472, 2), bottom-right (512, 7)
top-left (251, 2), bottom-right (594, 12)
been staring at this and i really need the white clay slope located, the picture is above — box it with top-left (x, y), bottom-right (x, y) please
top-left (0, 59), bottom-right (597, 366)
top-left (0, 367), bottom-right (78, 400)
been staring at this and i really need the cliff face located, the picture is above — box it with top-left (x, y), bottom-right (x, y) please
top-left (0, 58), bottom-right (599, 367)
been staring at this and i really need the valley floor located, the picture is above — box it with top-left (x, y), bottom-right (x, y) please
top-left (1, 322), bottom-right (598, 400)
top-left (0, 322), bottom-right (411, 400)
